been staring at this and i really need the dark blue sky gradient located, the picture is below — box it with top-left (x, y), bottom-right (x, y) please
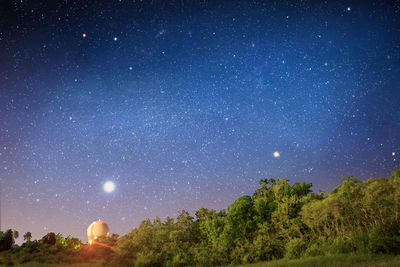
top-left (0, 0), bottom-right (399, 242)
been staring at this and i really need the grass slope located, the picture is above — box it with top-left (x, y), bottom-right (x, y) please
top-left (6, 254), bottom-right (400, 267)
top-left (236, 254), bottom-right (400, 267)
top-left (6, 263), bottom-right (103, 267)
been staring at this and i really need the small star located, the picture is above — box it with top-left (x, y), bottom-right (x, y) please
top-left (347, 7), bottom-right (351, 11)
top-left (113, 37), bottom-right (118, 41)
top-left (273, 151), bottom-right (280, 158)
top-left (82, 33), bottom-right (87, 38)
top-left (128, 66), bottom-right (133, 70)
top-left (393, 152), bottom-right (396, 156)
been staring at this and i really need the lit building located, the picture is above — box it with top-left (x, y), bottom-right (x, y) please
top-left (87, 220), bottom-right (109, 244)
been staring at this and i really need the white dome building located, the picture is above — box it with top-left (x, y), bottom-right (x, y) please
top-left (87, 220), bottom-right (109, 243)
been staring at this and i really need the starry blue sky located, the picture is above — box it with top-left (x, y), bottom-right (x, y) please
top-left (1, 0), bottom-right (399, 242)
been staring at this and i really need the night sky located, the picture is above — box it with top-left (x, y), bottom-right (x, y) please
top-left (1, 0), bottom-right (399, 243)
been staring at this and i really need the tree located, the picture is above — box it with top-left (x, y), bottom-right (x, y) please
top-left (24, 232), bottom-right (32, 242)
top-left (41, 232), bottom-right (56, 245)
top-left (11, 230), bottom-right (19, 246)
top-left (12, 231), bottom-right (19, 240)
top-left (226, 196), bottom-right (255, 241)
top-left (0, 230), bottom-right (14, 251)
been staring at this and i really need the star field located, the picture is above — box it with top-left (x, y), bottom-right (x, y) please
top-left (0, 0), bottom-right (399, 242)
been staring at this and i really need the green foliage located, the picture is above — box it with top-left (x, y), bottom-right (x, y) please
top-left (301, 171), bottom-right (400, 256)
top-left (226, 196), bottom-right (255, 241)
top-left (236, 254), bottom-right (400, 267)
top-left (2, 166), bottom-right (400, 266)
top-left (111, 168), bottom-right (400, 266)
top-left (114, 211), bottom-right (198, 266)
top-left (56, 234), bottom-right (81, 249)
top-left (0, 231), bottom-right (89, 265)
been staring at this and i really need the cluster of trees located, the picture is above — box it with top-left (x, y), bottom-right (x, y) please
top-left (113, 167), bottom-right (400, 266)
top-left (0, 230), bottom-right (19, 252)
top-left (0, 230), bottom-right (88, 265)
top-left (1, 167), bottom-right (399, 266)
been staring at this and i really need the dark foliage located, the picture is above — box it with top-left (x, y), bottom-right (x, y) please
top-left (0, 230), bottom-right (15, 252)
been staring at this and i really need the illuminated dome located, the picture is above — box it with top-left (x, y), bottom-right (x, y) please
top-left (87, 220), bottom-right (109, 241)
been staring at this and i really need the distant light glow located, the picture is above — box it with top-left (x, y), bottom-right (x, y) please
top-left (82, 33), bottom-right (87, 38)
top-left (103, 181), bottom-right (116, 193)
top-left (273, 151), bottom-right (280, 158)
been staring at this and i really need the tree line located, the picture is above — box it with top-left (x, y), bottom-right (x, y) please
top-left (1, 167), bottom-right (400, 266)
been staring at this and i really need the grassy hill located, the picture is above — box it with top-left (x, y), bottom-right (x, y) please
top-left (236, 254), bottom-right (400, 267)
top-left (5, 254), bottom-right (400, 267)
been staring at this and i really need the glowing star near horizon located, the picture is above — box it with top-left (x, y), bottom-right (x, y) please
top-left (273, 151), bottom-right (280, 158)
top-left (103, 181), bottom-right (116, 193)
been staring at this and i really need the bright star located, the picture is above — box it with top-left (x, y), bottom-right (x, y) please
top-left (103, 181), bottom-right (116, 193)
top-left (113, 37), bottom-right (118, 41)
top-left (273, 151), bottom-right (280, 158)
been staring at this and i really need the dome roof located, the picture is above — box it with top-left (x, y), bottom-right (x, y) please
top-left (87, 220), bottom-right (109, 240)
